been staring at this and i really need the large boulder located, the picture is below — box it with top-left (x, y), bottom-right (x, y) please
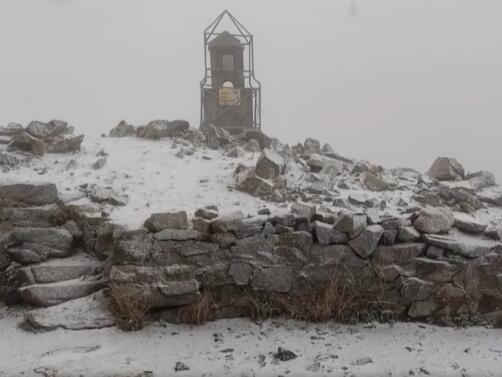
top-left (412, 208), bottom-right (454, 234)
top-left (428, 157), bottom-right (465, 181)
top-left (255, 149), bottom-right (285, 179)
top-left (144, 211), bottom-right (188, 232)
top-left (46, 135), bottom-right (84, 153)
top-left (348, 225), bottom-right (384, 258)
top-left (235, 167), bottom-right (274, 197)
top-left (109, 120), bottom-right (136, 137)
top-left (0, 183), bottom-right (58, 207)
top-left (211, 211), bottom-right (245, 233)
top-left (25, 120), bottom-right (68, 140)
top-left (8, 132), bottom-right (46, 155)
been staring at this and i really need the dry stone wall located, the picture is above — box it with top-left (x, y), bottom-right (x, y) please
top-left (108, 203), bottom-right (502, 326)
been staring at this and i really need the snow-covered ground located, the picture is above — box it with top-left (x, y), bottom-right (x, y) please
top-left (0, 305), bottom-right (501, 377)
top-left (2, 136), bottom-right (282, 229)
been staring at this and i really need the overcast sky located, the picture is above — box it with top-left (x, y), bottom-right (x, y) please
top-left (1, 0), bottom-right (501, 178)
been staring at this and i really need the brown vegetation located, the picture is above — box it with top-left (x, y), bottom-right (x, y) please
top-left (109, 284), bottom-right (149, 331)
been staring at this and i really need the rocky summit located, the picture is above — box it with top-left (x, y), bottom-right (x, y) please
top-left (1, 119), bottom-right (502, 335)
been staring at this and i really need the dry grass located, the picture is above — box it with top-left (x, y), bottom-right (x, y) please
top-left (109, 284), bottom-right (149, 331)
top-left (178, 289), bottom-right (213, 325)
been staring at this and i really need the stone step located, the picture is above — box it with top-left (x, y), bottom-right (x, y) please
top-left (22, 290), bottom-right (115, 331)
top-left (18, 278), bottom-right (106, 307)
top-left (0, 136), bottom-right (11, 145)
top-left (17, 253), bottom-right (102, 285)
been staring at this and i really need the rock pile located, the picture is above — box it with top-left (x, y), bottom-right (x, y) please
top-left (2, 120), bottom-right (84, 156)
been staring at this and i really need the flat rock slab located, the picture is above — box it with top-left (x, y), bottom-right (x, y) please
top-left (423, 230), bottom-right (500, 258)
top-left (18, 278), bottom-right (106, 307)
top-left (22, 290), bottom-right (115, 331)
top-left (454, 213), bottom-right (487, 234)
top-left (17, 253), bottom-right (102, 285)
top-left (0, 183), bottom-right (58, 207)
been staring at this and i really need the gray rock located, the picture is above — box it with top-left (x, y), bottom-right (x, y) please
top-left (175, 362), bottom-right (190, 372)
top-left (453, 213), bottom-right (487, 234)
top-left (18, 278), bottom-right (105, 307)
top-left (211, 232), bottom-right (237, 247)
top-left (413, 208), bottom-right (454, 234)
top-left (423, 231), bottom-right (499, 258)
top-left (251, 265), bottom-right (293, 292)
top-left (304, 138), bottom-right (321, 153)
top-left (466, 171), bottom-right (496, 191)
top-left (485, 226), bottom-right (502, 241)
top-left (243, 130), bottom-right (272, 150)
top-left (364, 172), bottom-right (390, 192)
top-left (235, 167), bottom-right (274, 197)
top-left (26, 120), bottom-right (67, 140)
top-left (348, 225), bottom-right (385, 258)
top-left (109, 120), bottom-right (136, 137)
top-left (0, 152), bottom-right (21, 171)
top-left (428, 157), bottom-right (465, 181)
top-left (194, 206), bottom-right (218, 220)
top-left (334, 210), bottom-right (367, 235)
top-left (110, 265), bottom-right (199, 309)
top-left (255, 149), bottom-right (285, 179)
top-left (16, 253), bottom-right (101, 285)
top-left (373, 243), bottom-right (427, 266)
top-left (211, 211), bottom-right (245, 233)
top-left (226, 146), bottom-right (246, 158)
top-left (274, 347), bottom-right (297, 361)
top-left (144, 211), bottom-right (188, 231)
top-left (291, 203), bottom-right (316, 221)
top-left (113, 230), bottom-right (156, 264)
top-left (314, 221), bottom-right (348, 245)
top-left (0, 203), bottom-right (63, 228)
top-left (398, 226), bottom-right (421, 242)
top-left (401, 277), bottom-right (435, 302)
top-left (46, 135), bottom-right (84, 153)
top-left (11, 227), bottom-right (73, 253)
top-left (0, 183), bottom-right (58, 207)
top-left (86, 185), bottom-right (128, 206)
top-left (22, 290), bottom-right (114, 331)
top-left (229, 262), bottom-right (255, 285)
top-left (426, 245), bottom-right (444, 260)
top-left (242, 138), bottom-right (261, 153)
top-left (154, 229), bottom-right (207, 241)
top-left (92, 157), bottom-right (107, 169)
top-left (159, 240), bottom-right (219, 258)
top-left (192, 217), bottom-right (212, 234)
top-left (408, 298), bottom-right (438, 319)
top-left (8, 131), bottom-right (46, 155)
top-left (278, 231), bottom-right (313, 253)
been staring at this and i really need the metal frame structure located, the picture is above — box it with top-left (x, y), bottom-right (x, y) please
top-left (200, 10), bottom-right (262, 130)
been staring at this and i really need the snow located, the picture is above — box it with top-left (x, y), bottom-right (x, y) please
top-left (2, 136), bottom-right (281, 229)
top-left (1, 305), bottom-right (501, 376)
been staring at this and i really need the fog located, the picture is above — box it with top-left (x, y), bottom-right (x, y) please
top-left (1, 0), bottom-right (501, 178)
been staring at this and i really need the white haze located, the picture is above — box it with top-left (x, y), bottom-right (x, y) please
top-left (0, 0), bottom-right (501, 179)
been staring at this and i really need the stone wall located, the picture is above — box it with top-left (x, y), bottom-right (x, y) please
top-left (108, 204), bottom-right (502, 326)
top-left (1, 182), bottom-right (502, 327)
